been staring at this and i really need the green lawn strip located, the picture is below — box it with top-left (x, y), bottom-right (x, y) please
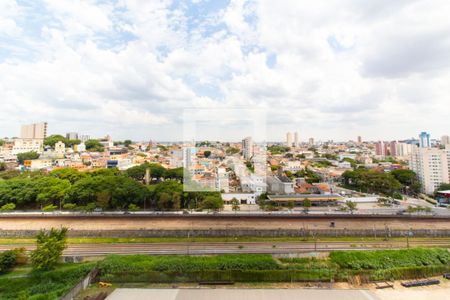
top-left (0, 262), bottom-right (95, 300)
top-left (1, 236), bottom-right (450, 245)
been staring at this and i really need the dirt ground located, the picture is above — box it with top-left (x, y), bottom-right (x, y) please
top-left (0, 216), bottom-right (449, 231)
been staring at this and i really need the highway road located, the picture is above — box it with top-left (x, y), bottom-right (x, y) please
top-left (1, 240), bottom-right (449, 256)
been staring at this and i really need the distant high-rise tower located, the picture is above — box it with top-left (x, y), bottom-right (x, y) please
top-left (308, 138), bottom-right (315, 147)
top-left (419, 132), bottom-right (431, 148)
top-left (20, 122), bottom-right (48, 139)
top-left (441, 135), bottom-right (450, 146)
top-left (286, 132), bottom-right (293, 147)
top-left (66, 132), bottom-right (78, 140)
top-left (294, 132), bottom-right (299, 147)
top-left (242, 136), bottom-right (254, 160)
top-left (357, 136), bottom-right (362, 144)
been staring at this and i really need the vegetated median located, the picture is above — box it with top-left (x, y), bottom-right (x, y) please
top-left (97, 248), bottom-right (450, 284)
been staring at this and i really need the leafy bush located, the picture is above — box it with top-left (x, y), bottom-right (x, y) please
top-left (0, 250), bottom-right (18, 274)
top-left (0, 203), bottom-right (15, 211)
top-left (41, 205), bottom-right (57, 212)
top-left (62, 203), bottom-right (76, 210)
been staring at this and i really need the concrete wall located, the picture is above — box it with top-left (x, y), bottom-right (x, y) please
top-left (1, 228), bottom-right (450, 238)
top-left (60, 268), bottom-right (98, 300)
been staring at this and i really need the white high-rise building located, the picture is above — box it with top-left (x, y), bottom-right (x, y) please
top-left (286, 132), bottom-right (293, 147)
top-left (442, 135), bottom-right (450, 146)
top-left (294, 132), bottom-right (299, 147)
top-left (395, 142), bottom-right (413, 158)
top-left (410, 146), bottom-right (450, 194)
top-left (242, 137), bottom-right (253, 160)
top-left (20, 122), bottom-right (48, 139)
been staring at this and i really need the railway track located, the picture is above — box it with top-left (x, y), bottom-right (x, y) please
top-left (1, 240), bottom-right (449, 256)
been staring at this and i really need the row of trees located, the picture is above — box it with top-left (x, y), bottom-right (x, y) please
top-left (341, 169), bottom-right (421, 196)
top-left (0, 164), bottom-right (223, 211)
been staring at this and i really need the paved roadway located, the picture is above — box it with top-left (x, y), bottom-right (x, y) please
top-left (1, 240), bottom-right (449, 256)
top-left (106, 288), bottom-right (379, 300)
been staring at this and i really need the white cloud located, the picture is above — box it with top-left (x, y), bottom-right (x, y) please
top-left (0, 0), bottom-right (449, 141)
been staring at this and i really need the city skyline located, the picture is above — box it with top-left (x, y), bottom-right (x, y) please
top-left (1, 1), bottom-right (449, 141)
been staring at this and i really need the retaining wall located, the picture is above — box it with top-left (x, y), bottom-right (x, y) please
top-left (1, 228), bottom-right (450, 238)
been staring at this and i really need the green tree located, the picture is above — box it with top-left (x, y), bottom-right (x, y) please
top-left (16, 151), bottom-right (40, 164)
top-left (231, 198), bottom-right (240, 212)
top-left (124, 140), bottom-right (133, 147)
top-left (0, 162), bottom-right (6, 171)
top-left (30, 228), bottom-right (68, 270)
top-left (345, 201), bottom-right (357, 214)
top-left (391, 169), bottom-right (421, 194)
top-left (200, 195), bottom-right (224, 211)
top-left (287, 200), bottom-right (295, 210)
top-left (204, 150), bottom-right (212, 158)
top-left (303, 198), bottom-right (312, 213)
top-left (85, 139), bottom-right (105, 152)
top-left (50, 168), bottom-right (86, 184)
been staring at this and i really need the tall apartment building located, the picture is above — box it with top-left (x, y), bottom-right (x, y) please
top-left (294, 132), bottom-right (299, 147)
top-left (242, 136), bottom-right (253, 160)
top-left (410, 146), bottom-right (450, 194)
top-left (442, 135), bottom-right (450, 146)
top-left (375, 141), bottom-right (388, 156)
top-left (20, 122), bottom-right (48, 139)
top-left (286, 132), bottom-right (292, 147)
top-left (308, 138), bottom-right (315, 147)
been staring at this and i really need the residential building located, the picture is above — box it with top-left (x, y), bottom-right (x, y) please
top-left (266, 175), bottom-right (295, 194)
top-left (357, 136), bottom-right (362, 144)
top-left (242, 136), bottom-right (253, 160)
top-left (308, 138), bottom-right (314, 147)
top-left (54, 141), bottom-right (65, 156)
top-left (23, 158), bottom-right (52, 171)
top-left (442, 135), bottom-right (450, 146)
top-left (375, 141), bottom-right (388, 157)
top-left (410, 146), bottom-right (450, 194)
top-left (216, 167), bottom-right (230, 193)
top-left (12, 139), bottom-right (43, 155)
top-left (20, 122), bottom-right (48, 139)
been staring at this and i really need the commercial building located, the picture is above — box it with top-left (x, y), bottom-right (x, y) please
top-left (419, 131), bottom-right (431, 148)
top-left (410, 146), bottom-right (450, 194)
top-left (20, 122), bottom-right (48, 139)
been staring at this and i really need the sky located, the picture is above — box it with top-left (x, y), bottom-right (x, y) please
top-left (0, 0), bottom-right (449, 142)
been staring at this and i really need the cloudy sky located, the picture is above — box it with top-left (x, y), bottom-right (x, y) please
top-left (0, 0), bottom-right (449, 142)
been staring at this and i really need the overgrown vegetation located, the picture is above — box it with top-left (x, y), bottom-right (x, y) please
top-left (0, 262), bottom-right (94, 300)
